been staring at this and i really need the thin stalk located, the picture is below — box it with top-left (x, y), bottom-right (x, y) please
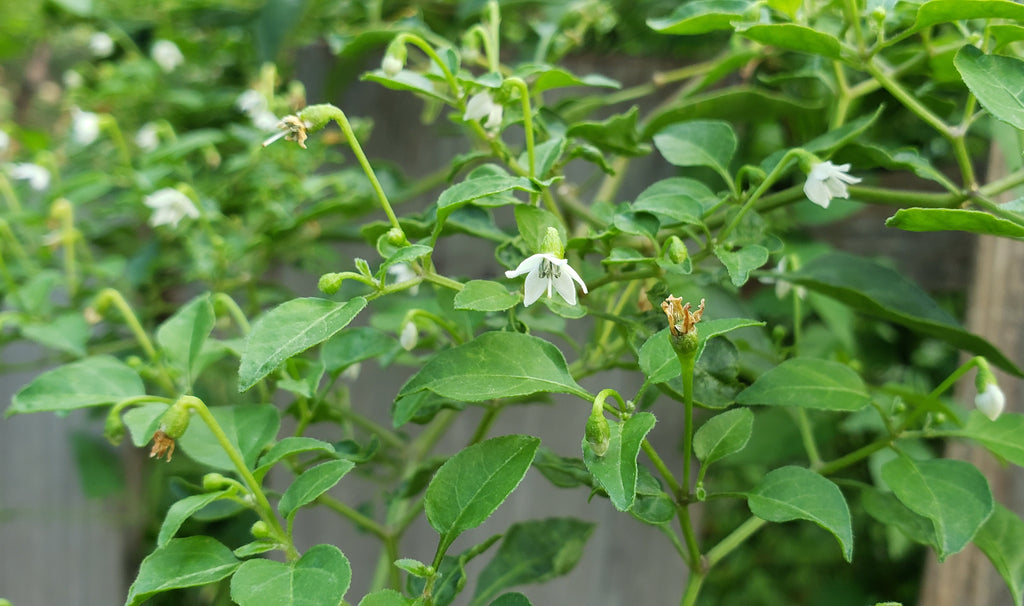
top-left (642, 439), bottom-right (683, 500)
top-left (212, 292), bottom-right (251, 334)
top-left (505, 77), bottom-right (536, 179)
top-left (718, 149), bottom-right (803, 242)
top-left (332, 110), bottom-right (404, 235)
top-left (317, 494), bottom-right (388, 540)
top-left (678, 351), bottom-right (702, 568)
top-left (705, 516), bottom-right (767, 567)
top-left (0, 174), bottom-right (21, 213)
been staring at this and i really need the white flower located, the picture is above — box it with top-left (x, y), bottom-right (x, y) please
top-left (135, 122), bottom-right (160, 151)
top-left (89, 32), bottom-right (114, 57)
top-left (71, 107), bottom-right (101, 145)
top-left (8, 162), bottom-right (50, 191)
top-left (62, 69), bottom-right (84, 90)
top-left (388, 263), bottom-right (419, 295)
top-left (505, 253), bottom-right (588, 306)
top-left (251, 109), bottom-right (280, 131)
top-left (400, 322), bottom-right (418, 351)
top-left (0, 130), bottom-right (9, 153)
top-left (144, 188), bottom-right (199, 228)
top-left (236, 89), bottom-right (266, 114)
top-left (975, 383), bottom-right (1006, 421)
top-left (803, 161), bottom-right (861, 209)
top-left (463, 91), bottom-right (503, 131)
top-left (382, 54), bottom-right (403, 77)
top-left (341, 362), bottom-right (361, 381)
top-left (151, 40), bottom-right (184, 73)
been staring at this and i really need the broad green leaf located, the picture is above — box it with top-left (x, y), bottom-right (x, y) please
top-left (735, 23), bottom-right (842, 59)
top-left (520, 137), bottom-right (567, 179)
top-left (882, 457), bottom-right (994, 560)
top-left (736, 358), bottom-right (871, 411)
top-left (613, 211), bottom-right (660, 239)
top-left (397, 332), bottom-right (589, 402)
top-left (7, 356), bottom-right (145, 416)
top-left (489, 594), bottom-right (532, 606)
top-left (639, 318), bottom-right (765, 384)
top-left (787, 253), bottom-right (1024, 376)
top-left (279, 459), bottom-right (356, 520)
top-left (955, 46), bottom-right (1024, 130)
top-left (454, 280), bottom-right (519, 312)
top-left (391, 390), bottom-right (466, 428)
top-left (974, 505), bottom-right (1024, 606)
top-left (157, 490), bottom-right (231, 546)
top-left (747, 466), bottom-right (853, 562)
top-left (630, 466), bottom-right (676, 526)
top-left (514, 204), bottom-right (565, 253)
top-left (643, 88), bottom-right (816, 139)
top-left (256, 437), bottom-right (337, 477)
top-left (125, 537), bottom-right (241, 606)
top-left (632, 177), bottom-right (714, 226)
top-left (647, 0), bottom-right (752, 34)
top-left (653, 120), bottom-right (736, 184)
top-left (887, 208), bottom-right (1024, 239)
top-left (20, 312), bottom-right (90, 356)
top-left (914, 0), bottom-right (1024, 30)
top-left (566, 106), bottom-right (649, 156)
top-left (694, 407), bottom-right (754, 465)
top-left (583, 412), bottom-right (657, 512)
top-left (768, 0), bottom-right (801, 18)
top-left (425, 435), bottom-right (540, 544)
top-left (861, 487), bottom-right (938, 550)
top-left (321, 327), bottom-right (395, 375)
top-left (362, 70), bottom-right (454, 104)
top-left (239, 297), bottom-right (367, 391)
top-left (71, 432), bottom-right (124, 498)
top-left (156, 294), bottom-right (215, 388)
top-left (255, 0), bottom-right (308, 63)
top-left (177, 404), bottom-right (280, 471)
top-left (231, 544), bottom-right (351, 606)
top-left (359, 590), bottom-right (414, 606)
top-left (470, 517), bottom-right (595, 605)
top-left (532, 448), bottom-right (593, 489)
top-left (714, 244), bottom-right (769, 287)
top-left (514, 64), bottom-right (620, 93)
top-left (947, 412), bottom-right (1024, 468)
top-left (436, 176), bottom-right (538, 231)
top-left (379, 245), bottom-right (433, 275)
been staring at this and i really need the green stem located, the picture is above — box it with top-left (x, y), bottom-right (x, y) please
top-left (795, 409), bottom-right (822, 469)
top-left (642, 439), bottom-right (683, 501)
top-left (212, 292), bottom-right (251, 334)
top-left (505, 77), bottom-right (536, 179)
top-left (421, 271), bottom-right (464, 292)
top-left (705, 516), bottom-right (766, 567)
top-left (51, 199), bottom-right (78, 297)
top-left (317, 494), bottom-right (388, 540)
top-left (329, 110), bottom-right (404, 235)
top-left (181, 396), bottom-right (298, 560)
top-left (681, 571), bottom-right (706, 606)
top-left (0, 174), bottom-right (21, 213)
top-left (678, 351), bottom-right (702, 567)
top-left (395, 34), bottom-right (462, 101)
top-left (719, 149), bottom-right (804, 242)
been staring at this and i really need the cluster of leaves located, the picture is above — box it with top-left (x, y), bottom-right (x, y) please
top-left (4, 0), bottom-right (1024, 605)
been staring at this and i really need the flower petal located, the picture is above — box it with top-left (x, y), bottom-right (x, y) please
top-left (803, 178), bottom-right (831, 208)
top-left (505, 253), bottom-right (545, 278)
top-left (522, 268), bottom-right (547, 306)
top-left (551, 272), bottom-right (577, 305)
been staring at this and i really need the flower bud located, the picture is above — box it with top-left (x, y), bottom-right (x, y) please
top-left (387, 227), bottom-right (409, 247)
top-left (296, 104), bottom-right (338, 133)
top-left (250, 520), bottom-right (272, 539)
top-left (104, 407), bottom-right (126, 446)
top-left (382, 39), bottom-right (407, 77)
top-left (539, 226), bottom-right (564, 258)
top-left (149, 398), bottom-right (193, 462)
top-left (400, 321), bottom-right (419, 351)
top-left (203, 472), bottom-right (231, 491)
top-left (585, 407), bottom-right (611, 457)
top-left (318, 272), bottom-right (344, 295)
top-left (664, 236), bottom-right (688, 264)
top-left (974, 358), bottom-right (1006, 421)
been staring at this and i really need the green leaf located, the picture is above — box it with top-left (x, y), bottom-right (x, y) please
top-left (255, 0), bottom-right (308, 63)
top-left (583, 412), bottom-right (657, 511)
top-left (514, 64), bottom-right (620, 93)
top-left (7, 356), bottom-right (145, 416)
top-left (157, 490), bottom-right (231, 546)
top-left (974, 504), bottom-right (1024, 606)
top-left (321, 327), bottom-right (395, 375)
top-left (239, 297), bottom-right (368, 391)
top-left (914, 0), bottom-right (1024, 30)
top-left (653, 120), bottom-right (736, 184)
top-left (949, 412), bottom-right (1024, 468)
top-left (788, 253), bottom-right (1024, 377)
top-left (747, 466), bottom-right (854, 562)
top-left (881, 457), bottom-right (994, 560)
top-left (714, 244), bottom-right (769, 287)
top-left (20, 312), bottom-right (90, 357)
top-left (436, 176), bottom-right (538, 232)
top-left (861, 487), bottom-right (938, 550)
top-left (362, 70), bottom-right (454, 104)
top-left (231, 544), bottom-right (351, 606)
top-left (256, 437), bottom-right (337, 472)
top-left (397, 332), bottom-right (589, 402)
top-left (470, 517), bottom-right (595, 605)
top-left (125, 537), bottom-right (241, 606)
top-left (639, 318), bottom-right (765, 384)
top-left (647, 0), bottom-right (752, 35)
top-left (156, 294), bottom-right (215, 388)
top-left (736, 358), bottom-right (871, 411)
top-left (513, 204), bottom-right (565, 252)
top-left (379, 245), bottom-right (433, 275)
top-left (359, 589), bottom-right (414, 606)
top-left (955, 46), bottom-right (1024, 130)
top-left (454, 280), bottom-right (519, 312)
top-left (884, 209), bottom-right (1024, 240)
top-left (177, 404), bottom-right (280, 471)
top-left (425, 435), bottom-right (541, 545)
top-left (489, 594), bottom-right (532, 606)
top-left (632, 177), bottom-right (714, 226)
top-left (630, 466), bottom-right (676, 526)
top-left (735, 23), bottom-right (843, 59)
top-left (279, 459), bottom-right (356, 520)
top-left (768, 0), bottom-right (801, 19)
top-left (694, 407), bottom-right (754, 466)
top-left (566, 106), bottom-right (649, 156)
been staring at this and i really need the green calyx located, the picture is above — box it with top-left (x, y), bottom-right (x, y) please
top-left (160, 397), bottom-right (193, 439)
top-left (539, 226), bottom-right (564, 257)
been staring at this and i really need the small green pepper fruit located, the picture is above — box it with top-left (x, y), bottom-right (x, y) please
top-left (585, 408), bottom-right (611, 457)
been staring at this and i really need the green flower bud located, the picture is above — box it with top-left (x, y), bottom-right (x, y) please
top-left (250, 520), bottom-right (272, 539)
top-left (297, 103), bottom-right (339, 133)
top-left (160, 398), bottom-right (192, 440)
top-left (695, 482), bottom-right (706, 502)
top-left (585, 408), bottom-right (611, 457)
top-left (539, 226), bottom-right (564, 258)
top-left (104, 407), bottom-right (126, 446)
top-left (203, 472), bottom-right (231, 491)
top-left (387, 227), bottom-right (409, 247)
top-left (318, 272), bottom-right (344, 295)
top-left (664, 236), bottom-right (688, 264)
top-left (382, 38), bottom-right (407, 77)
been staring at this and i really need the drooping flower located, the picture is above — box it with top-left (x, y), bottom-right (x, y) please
top-left (8, 162), bottom-right (50, 191)
top-left (151, 40), bottom-right (184, 72)
top-left (144, 187), bottom-right (199, 228)
top-left (803, 161), bottom-right (861, 208)
top-left (975, 383), bottom-right (1006, 421)
top-left (382, 54), bottom-right (403, 77)
top-left (71, 107), bottom-right (101, 145)
top-left (400, 321), bottom-right (418, 351)
top-left (463, 91), bottom-right (503, 131)
top-left (505, 253), bottom-right (588, 306)
top-left (89, 32), bottom-right (115, 57)
top-left (135, 122), bottom-right (160, 151)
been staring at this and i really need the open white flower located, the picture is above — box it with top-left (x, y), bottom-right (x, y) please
top-left (975, 383), bottom-right (1006, 421)
top-left (803, 161), bottom-right (861, 209)
top-left (71, 108), bottom-right (101, 145)
top-left (89, 32), bottom-right (115, 57)
top-left (151, 40), bottom-right (184, 72)
top-left (505, 253), bottom-right (587, 306)
top-left (8, 162), bottom-right (50, 191)
top-left (144, 188), bottom-right (199, 228)
top-left (135, 122), bottom-right (160, 151)
top-left (463, 91), bottom-right (503, 131)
